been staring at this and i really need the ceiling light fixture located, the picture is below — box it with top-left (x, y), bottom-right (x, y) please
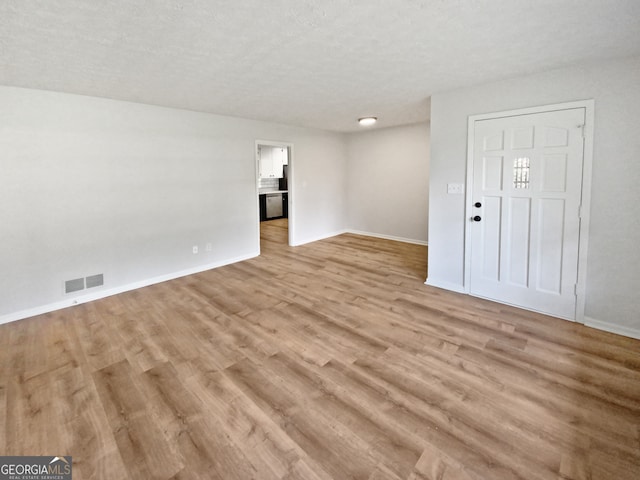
top-left (358, 117), bottom-right (377, 126)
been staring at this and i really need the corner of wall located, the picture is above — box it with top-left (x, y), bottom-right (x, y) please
top-left (424, 277), bottom-right (466, 294)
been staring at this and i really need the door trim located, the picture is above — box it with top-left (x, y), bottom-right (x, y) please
top-left (255, 139), bottom-right (294, 249)
top-left (463, 100), bottom-right (594, 323)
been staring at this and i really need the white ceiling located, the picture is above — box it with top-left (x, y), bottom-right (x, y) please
top-left (1, 1), bottom-right (639, 132)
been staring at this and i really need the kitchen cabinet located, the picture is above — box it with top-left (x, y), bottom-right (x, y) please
top-left (259, 146), bottom-right (288, 178)
top-left (259, 146), bottom-right (275, 178)
top-left (273, 147), bottom-right (288, 166)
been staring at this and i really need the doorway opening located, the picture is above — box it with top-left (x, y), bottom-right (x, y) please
top-left (255, 140), bottom-right (293, 251)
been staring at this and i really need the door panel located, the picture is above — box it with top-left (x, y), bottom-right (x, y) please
top-left (537, 198), bottom-right (565, 294)
top-left (507, 197), bottom-right (531, 287)
top-left (481, 195), bottom-right (502, 281)
top-left (470, 108), bottom-right (585, 319)
top-left (484, 133), bottom-right (504, 151)
top-left (544, 126), bottom-right (569, 147)
top-left (541, 154), bottom-right (567, 192)
top-left (512, 127), bottom-right (534, 149)
top-left (483, 156), bottom-right (503, 190)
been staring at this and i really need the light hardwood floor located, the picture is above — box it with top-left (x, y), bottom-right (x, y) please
top-left (1, 218), bottom-right (639, 479)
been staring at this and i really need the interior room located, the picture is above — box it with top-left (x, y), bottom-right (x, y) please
top-left (1, 1), bottom-right (639, 479)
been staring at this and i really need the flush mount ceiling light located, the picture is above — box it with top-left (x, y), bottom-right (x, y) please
top-left (358, 117), bottom-right (377, 126)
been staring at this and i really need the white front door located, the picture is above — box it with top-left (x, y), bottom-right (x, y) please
top-left (469, 107), bottom-right (586, 319)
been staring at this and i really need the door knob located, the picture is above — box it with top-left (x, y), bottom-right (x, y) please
top-left (472, 215), bottom-right (482, 222)
top-left (474, 202), bottom-right (482, 208)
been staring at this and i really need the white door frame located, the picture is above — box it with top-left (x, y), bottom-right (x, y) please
top-left (255, 139), bottom-right (294, 249)
top-left (464, 100), bottom-right (594, 323)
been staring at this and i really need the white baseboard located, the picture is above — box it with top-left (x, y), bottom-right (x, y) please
top-left (290, 229), bottom-right (348, 247)
top-left (346, 229), bottom-right (428, 246)
top-left (584, 316), bottom-right (640, 340)
top-left (293, 229), bottom-right (428, 247)
top-left (422, 284), bottom-right (640, 341)
top-left (424, 277), bottom-right (466, 294)
top-left (418, 285), bottom-right (640, 340)
top-left (0, 251), bottom-right (260, 326)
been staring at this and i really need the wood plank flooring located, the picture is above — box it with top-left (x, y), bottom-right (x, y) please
top-left (1, 218), bottom-right (639, 479)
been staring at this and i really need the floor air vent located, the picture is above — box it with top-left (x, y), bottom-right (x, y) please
top-left (86, 274), bottom-right (104, 288)
top-left (65, 274), bottom-right (104, 294)
top-left (65, 278), bottom-right (85, 294)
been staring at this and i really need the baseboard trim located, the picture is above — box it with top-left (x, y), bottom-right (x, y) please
top-left (584, 316), bottom-right (640, 340)
top-left (346, 230), bottom-right (428, 246)
top-left (0, 251), bottom-right (260, 326)
top-left (290, 229), bottom-right (348, 247)
top-left (424, 278), bottom-right (466, 294)
top-left (291, 229), bottom-right (428, 247)
top-left (419, 285), bottom-right (640, 340)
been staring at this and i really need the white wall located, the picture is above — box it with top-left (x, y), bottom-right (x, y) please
top-left (428, 55), bottom-right (640, 337)
top-left (0, 86), bottom-right (347, 321)
top-left (346, 122), bottom-right (429, 244)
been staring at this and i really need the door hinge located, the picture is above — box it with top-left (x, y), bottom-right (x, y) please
top-left (578, 124), bottom-right (586, 138)
top-left (574, 284), bottom-right (578, 295)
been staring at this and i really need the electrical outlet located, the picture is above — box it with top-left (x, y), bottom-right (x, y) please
top-left (192, 245), bottom-right (198, 254)
top-left (206, 243), bottom-right (212, 252)
top-left (447, 183), bottom-right (464, 195)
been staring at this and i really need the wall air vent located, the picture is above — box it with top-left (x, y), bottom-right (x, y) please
top-left (85, 274), bottom-right (104, 288)
top-left (65, 278), bottom-right (85, 294)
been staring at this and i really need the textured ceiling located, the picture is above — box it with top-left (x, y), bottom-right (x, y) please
top-left (1, 1), bottom-right (640, 132)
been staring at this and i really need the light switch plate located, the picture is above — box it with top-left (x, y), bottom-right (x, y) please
top-left (447, 183), bottom-right (464, 195)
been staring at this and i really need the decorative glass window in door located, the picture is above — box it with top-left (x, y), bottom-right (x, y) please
top-left (513, 157), bottom-right (530, 189)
